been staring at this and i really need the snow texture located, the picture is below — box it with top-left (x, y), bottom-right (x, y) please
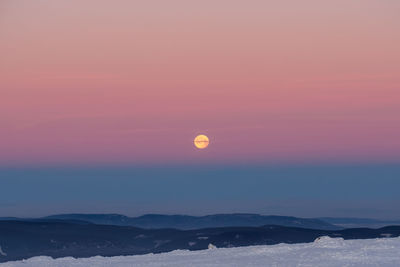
top-left (2, 237), bottom-right (400, 267)
top-left (0, 247), bottom-right (6, 257)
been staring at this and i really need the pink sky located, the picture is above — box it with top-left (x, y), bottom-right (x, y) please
top-left (1, 0), bottom-right (399, 165)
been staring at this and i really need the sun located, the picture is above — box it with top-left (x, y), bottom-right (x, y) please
top-left (194, 134), bottom-right (209, 149)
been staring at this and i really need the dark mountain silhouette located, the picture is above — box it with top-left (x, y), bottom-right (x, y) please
top-left (318, 217), bottom-right (400, 228)
top-left (0, 217), bottom-right (92, 225)
top-left (0, 220), bottom-right (399, 263)
top-left (42, 213), bottom-right (341, 230)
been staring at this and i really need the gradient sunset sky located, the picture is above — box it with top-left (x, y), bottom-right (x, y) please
top-left (1, 1), bottom-right (400, 217)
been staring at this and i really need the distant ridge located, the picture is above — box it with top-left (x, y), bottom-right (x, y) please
top-left (318, 217), bottom-right (400, 229)
top-left (3, 214), bottom-right (400, 230)
top-left (0, 217), bottom-right (92, 225)
top-left (41, 213), bottom-right (341, 230)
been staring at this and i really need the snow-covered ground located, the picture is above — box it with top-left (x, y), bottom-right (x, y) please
top-left (2, 237), bottom-right (400, 267)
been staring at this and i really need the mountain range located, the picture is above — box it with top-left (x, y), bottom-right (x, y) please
top-left (318, 217), bottom-right (400, 229)
top-left (42, 213), bottom-right (342, 230)
top-left (2, 213), bottom-right (400, 230)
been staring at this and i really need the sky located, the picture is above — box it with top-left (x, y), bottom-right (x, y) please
top-left (0, 1), bottom-right (400, 218)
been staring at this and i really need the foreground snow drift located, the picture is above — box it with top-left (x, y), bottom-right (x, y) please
top-left (2, 237), bottom-right (400, 267)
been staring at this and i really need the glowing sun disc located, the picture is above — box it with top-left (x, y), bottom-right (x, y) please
top-left (194, 134), bottom-right (209, 149)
